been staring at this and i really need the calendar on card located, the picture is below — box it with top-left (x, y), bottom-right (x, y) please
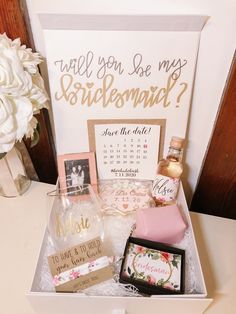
top-left (88, 119), bottom-right (165, 180)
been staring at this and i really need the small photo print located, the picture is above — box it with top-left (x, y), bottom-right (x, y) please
top-left (57, 152), bottom-right (97, 195)
top-left (64, 159), bottom-right (90, 194)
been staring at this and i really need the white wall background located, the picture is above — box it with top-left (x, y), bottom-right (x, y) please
top-left (26, 0), bottom-right (236, 204)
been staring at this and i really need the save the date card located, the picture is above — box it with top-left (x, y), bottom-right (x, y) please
top-left (88, 119), bottom-right (165, 180)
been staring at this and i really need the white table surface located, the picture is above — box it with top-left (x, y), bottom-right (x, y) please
top-left (0, 181), bottom-right (235, 314)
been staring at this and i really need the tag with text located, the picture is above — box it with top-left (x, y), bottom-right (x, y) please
top-left (47, 237), bottom-right (113, 292)
top-left (152, 174), bottom-right (179, 203)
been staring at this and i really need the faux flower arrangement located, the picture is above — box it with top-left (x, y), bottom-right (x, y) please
top-left (0, 33), bottom-right (48, 157)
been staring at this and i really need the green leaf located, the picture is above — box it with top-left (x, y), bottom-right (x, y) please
top-left (37, 120), bottom-right (41, 133)
top-left (0, 152), bottom-right (7, 160)
top-left (172, 260), bottom-right (178, 269)
top-left (152, 254), bottom-right (160, 260)
top-left (30, 123), bottom-right (40, 148)
top-left (157, 279), bottom-right (164, 285)
top-left (174, 254), bottom-right (181, 261)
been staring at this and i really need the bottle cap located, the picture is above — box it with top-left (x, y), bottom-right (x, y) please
top-left (170, 136), bottom-right (184, 149)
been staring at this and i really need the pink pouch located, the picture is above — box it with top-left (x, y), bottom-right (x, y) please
top-left (134, 204), bottom-right (187, 244)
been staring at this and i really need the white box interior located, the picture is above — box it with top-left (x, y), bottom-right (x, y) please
top-left (27, 184), bottom-right (212, 314)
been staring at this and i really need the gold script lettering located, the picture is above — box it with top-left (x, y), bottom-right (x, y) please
top-left (54, 73), bottom-right (187, 108)
top-left (55, 214), bottom-right (90, 238)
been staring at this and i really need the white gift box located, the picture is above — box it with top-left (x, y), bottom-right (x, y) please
top-left (27, 184), bottom-right (212, 314)
top-left (27, 14), bottom-right (212, 313)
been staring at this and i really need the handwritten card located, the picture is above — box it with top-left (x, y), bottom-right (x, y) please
top-left (40, 15), bottom-right (207, 157)
top-left (47, 237), bottom-right (113, 292)
top-left (88, 119), bottom-right (165, 180)
top-left (99, 180), bottom-right (155, 215)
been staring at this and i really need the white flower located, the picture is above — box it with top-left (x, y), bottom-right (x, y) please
top-left (1, 34), bottom-right (42, 74)
top-left (0, 95), bottom-right (16, 153)
top-left (13, 39), bottom-right (41, 74)
top-left (0, 33), bottom-right (32, 97)
top-left (0, 94), bottom-right (34, 153)
top-left (29, 72), bottom-right (49, 112)
top-left (14, 96), bottom-right (33, 140)
top-left (26, 116), bottom-right (38, 139)
top-left (0, 33), bottom-right (49, 154)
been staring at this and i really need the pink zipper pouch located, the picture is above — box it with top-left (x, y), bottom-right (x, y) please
top-left (134, 204), bottom-right (187, 244)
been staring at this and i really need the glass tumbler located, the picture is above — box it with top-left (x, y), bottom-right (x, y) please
top-left (47, 183), bottom-right (104, 251)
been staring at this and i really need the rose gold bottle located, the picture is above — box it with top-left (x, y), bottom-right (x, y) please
top-left (152, 136), bottom-right (184, 206)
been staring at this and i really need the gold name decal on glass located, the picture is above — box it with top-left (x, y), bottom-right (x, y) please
top-left (55, 214), bottom-right (90, 238)
top-left (55, 73), bottom-right (188, 108)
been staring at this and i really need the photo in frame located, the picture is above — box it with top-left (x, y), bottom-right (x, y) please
top-left (57, 152), bottom-right (97, 194)
top-left (87, 119), bottom-right (166, 180)
top-left (120, 237), bottom-right (185, 295)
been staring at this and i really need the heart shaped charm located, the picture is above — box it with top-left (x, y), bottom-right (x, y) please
top-left (123, 204), bottom-right (129, 209)
top-left (150, 86), bottom-right (157, 93)
top-left (86, 82), bottom-right (94, 88)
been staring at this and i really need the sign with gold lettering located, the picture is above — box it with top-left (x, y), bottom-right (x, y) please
top-left (40, 15), bottom-right (207, 159)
